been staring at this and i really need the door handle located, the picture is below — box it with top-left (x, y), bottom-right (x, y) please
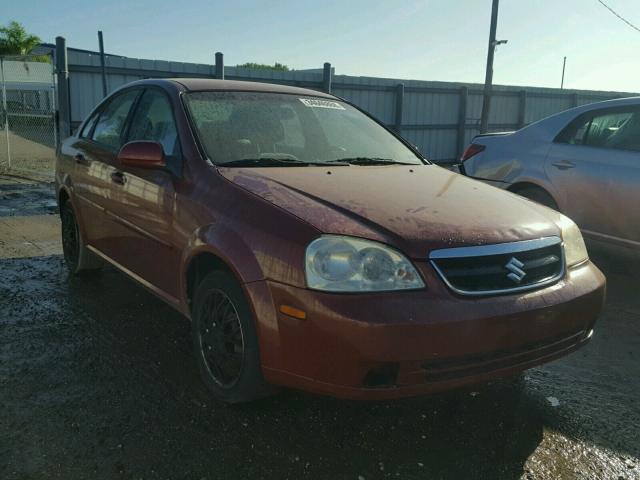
top-left (552, 160), bottom-right (576, 170)
top-left (110, 171), bottom-right (126, 185)
top-left (74, 153), bottom-right (88, 165)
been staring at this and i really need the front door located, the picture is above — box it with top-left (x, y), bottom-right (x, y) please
top-left (106, 88), bottom-right (182, 299)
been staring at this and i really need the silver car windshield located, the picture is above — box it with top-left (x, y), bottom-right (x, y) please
top-left (183, 92), bottom-right (424, 166)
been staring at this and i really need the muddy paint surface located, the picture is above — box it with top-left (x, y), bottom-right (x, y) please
top-left (1, 177), bottom-right (639, 479)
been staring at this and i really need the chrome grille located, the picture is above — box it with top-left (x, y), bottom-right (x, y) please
top-left (429, 237), bottom-right (564, 296)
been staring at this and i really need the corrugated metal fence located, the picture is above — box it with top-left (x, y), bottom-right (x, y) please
top-left (46, 41), bottom-right (638, 164)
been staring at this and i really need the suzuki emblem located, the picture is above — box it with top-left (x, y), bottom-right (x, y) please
top-left (505, 257), bottom-right (526, 284)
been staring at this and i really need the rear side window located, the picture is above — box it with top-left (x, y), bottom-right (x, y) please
top-left (557, 106), bottom-right (640, 152)
top-left (91, 90), bottom-right (139, 149)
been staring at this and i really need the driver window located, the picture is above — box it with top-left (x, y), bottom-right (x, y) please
top-left (127, 89), bottom-right (181, 172)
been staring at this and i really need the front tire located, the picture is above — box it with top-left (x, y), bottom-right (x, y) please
top-left (60, 201), bottom-right (102, 275)
top-left (192, 270), bottom-right (273, 403)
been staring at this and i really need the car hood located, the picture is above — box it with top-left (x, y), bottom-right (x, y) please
top-left (219, 164), bottom-right (562, 259)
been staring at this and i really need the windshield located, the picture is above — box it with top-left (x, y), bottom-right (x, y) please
top-left (183, 92), bottom-right (425, 166)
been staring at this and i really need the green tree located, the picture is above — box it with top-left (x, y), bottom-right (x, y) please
top-left (237, 62), bottom-right (290, 71)
top-left (0, 21), bottom-right (41, 56)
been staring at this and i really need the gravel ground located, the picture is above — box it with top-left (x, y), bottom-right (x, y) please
top-left (1, 178), bottom-right (639, 480)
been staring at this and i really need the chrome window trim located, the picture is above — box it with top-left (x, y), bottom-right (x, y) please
top-left (429, 236), bottom-right (565, 296)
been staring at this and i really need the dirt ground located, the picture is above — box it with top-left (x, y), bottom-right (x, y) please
top-left (1, 176), bottom-right (639, 480)
top-left (0, 131), bottom-right (56, 176)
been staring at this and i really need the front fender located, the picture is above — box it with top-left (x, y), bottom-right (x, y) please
top-left (181, 222), bottom-right (265, 289)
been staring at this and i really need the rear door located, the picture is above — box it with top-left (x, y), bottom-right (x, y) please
top-left (545, 105), bottom-right (640, 244)
top-left (105, 87), bottom-right (182, 298)
top-left (71, 89), bottom-right (141, 258)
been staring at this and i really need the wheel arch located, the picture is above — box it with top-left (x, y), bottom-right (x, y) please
top-left (56, 182), bottom-right (91, 238)
top-left (507, 181), bottom-right (560, 210)
top-left (57, 185), bottom-right (72, 215)
top-left (508, 180), bottom-right (551, 196)
top-left (185, 250), bottom-right (236, 313)
top-left (181, 224), bottom-right (265, 316)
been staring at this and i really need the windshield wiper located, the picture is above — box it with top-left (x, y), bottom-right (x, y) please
top-left (218, 157), bottom-right (347, 167)
top-left (328, 157), bottom-right (418, 166)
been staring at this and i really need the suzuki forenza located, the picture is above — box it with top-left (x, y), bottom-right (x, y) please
top-left (56, 79), bottom-right (605, 403)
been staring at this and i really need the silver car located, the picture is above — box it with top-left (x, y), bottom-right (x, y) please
top-left (460, 97), bottom-right (640, 256)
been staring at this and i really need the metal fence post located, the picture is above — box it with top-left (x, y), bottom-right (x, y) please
top-left (215, 52), bottom-right (224, 80)
top-left (394, 83), bottom-right (404, 133)
top-left (98, 31), bottom-right (108, 97)
top-left (456, 86), bottom-right (468, 159)
top-left (323, 62), bottom-right (332, 93)
top-left (55, 36), bottom-right (71, 140)
top-left (0, 57), bottom-right (11, 168)
top-left (517, 90), bottom-right (527, 129)
top-left (50, 52), bottom-right (58, 153)
top-left (571, 93), bottom-right (579, 108)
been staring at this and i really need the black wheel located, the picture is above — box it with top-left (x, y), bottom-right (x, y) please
top-left (60, 202), bottom-right (102, 276)
top-left (192, 270), bottom-right (273, 403)
top-left (61, 202), bottom-right (80, 272)
top-left (516, 186), bottom-right (559, 211)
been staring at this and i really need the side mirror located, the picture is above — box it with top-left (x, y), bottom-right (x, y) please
top-left (117, 141), bottom-right (166, 169)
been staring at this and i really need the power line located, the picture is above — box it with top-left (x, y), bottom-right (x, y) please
top-left (597, 0), bottom-right (640, 33)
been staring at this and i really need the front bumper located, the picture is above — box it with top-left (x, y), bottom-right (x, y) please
top-left (245, 260), bottom-right (605, 400)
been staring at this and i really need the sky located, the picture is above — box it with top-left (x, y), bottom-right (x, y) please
top-left (5, 0), bottom-right (640, 92)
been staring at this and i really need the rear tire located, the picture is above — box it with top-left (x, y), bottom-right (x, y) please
top-left (515, 186), bottom-right (559, 211)
top-left (60, 201), bottom-right (103, 276)
top-left (192, 270), bottom-right (273, 404)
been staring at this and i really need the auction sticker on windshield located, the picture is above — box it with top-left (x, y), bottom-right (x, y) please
top-left (299, 98), bottom-right (345, 110)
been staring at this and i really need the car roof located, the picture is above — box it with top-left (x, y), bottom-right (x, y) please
top-left (577, 96), bottom-right (640, 110)
top-left (158, 78), bottom-right (337, 99)
top-left (507, 95), bottom-right (640, 142)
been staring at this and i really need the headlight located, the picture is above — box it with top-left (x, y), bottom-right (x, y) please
top-left (305, 235), bottom-right (425, 292)
top-left (558, 214), bottom-right (588, 267)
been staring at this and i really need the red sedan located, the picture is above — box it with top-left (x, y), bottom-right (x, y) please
top-left (55, 79), bottom-right (605, 402)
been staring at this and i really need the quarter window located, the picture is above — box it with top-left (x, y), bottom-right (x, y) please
top-left (91, 90), bottom-right (139, 149)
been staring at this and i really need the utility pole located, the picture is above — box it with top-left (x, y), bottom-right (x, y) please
top-left (560, 56), bottom-right (567, 89)
top-left (480, 0), bottom-right (501, 133)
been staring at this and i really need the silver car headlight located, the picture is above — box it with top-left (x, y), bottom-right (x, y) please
top-left (305, 235), bottom-right (425, 292)
top-left (558, 214), bottom-right (588, 267)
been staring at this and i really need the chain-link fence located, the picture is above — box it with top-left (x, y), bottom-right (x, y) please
top-left (0, 54), bottom-right (57, 177)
